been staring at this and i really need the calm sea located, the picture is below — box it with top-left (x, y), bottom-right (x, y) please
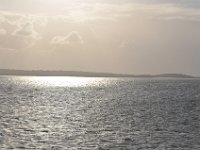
top-left (0, 76), bottom-right (200, 150)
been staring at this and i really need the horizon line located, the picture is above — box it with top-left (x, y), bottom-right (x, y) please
top-left (0, 69), bottom-right (198, 78)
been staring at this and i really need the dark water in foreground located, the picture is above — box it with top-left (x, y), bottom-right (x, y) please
top-left (0, 76), bottom-right (200, 150)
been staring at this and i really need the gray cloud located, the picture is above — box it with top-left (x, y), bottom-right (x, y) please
top-left (13, 22), bottom-right (40, 39)
top-left (51, 31), bottom-right (84, 45)
top-left (1, 1), bottom-right (200, 23)
top-left (63, 2), bottom-right (200, 22)
top-left (66, 31), bottom-right (84, 44)
top-left (136, 0), bottom-right (200, 9)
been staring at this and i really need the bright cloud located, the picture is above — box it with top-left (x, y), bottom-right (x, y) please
top-left (0, 11), bottom-right (43, 50)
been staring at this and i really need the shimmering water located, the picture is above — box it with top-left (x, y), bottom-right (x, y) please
top-left (0, 76), bottom-right (200, 150)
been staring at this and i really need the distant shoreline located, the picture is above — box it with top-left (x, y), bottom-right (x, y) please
top-left (0, 69), bottom-right (198, 78)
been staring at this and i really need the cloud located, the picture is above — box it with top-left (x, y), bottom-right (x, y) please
top-left (134, 0), bottom-right (200, 9)
top-left (51, 31), bottom-right (84, 45)
top-left (1, 2), bottom-right (200, 24)
top-left (13, 22), bottom-right (40, 39)
top-left (10, 21), bottom-right (42, 49)
top-left (0, 13), bottom-right (43, 50)
top-left (137, 3), bottom-right (200, 21)
top-left (66, 31), bottom-right (84, 44)
top-left (1, 1), bottom-right (200, 23)
top-left (66, 2), bottom-right (200, 22)
top-left (0, 28), bottom-right (7, 35)
top-left (0, 34), bottom-right (38, 51)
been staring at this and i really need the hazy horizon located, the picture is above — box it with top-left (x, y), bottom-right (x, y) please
top-left (0, 68), bottom-right (197, 78)
top-left (0, 0), bottom-right (200, 76)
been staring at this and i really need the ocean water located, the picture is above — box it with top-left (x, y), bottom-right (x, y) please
top-left (0, 76), bottom-right (200, 150)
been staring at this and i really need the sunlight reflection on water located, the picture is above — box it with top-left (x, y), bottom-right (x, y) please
top-left (17, 76), bottom-right (110, 87)
top-left (0, 77), bottom-right (200, 149)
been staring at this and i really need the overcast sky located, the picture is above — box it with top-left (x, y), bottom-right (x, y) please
top-left (0, 0), bottom-right (200, 76)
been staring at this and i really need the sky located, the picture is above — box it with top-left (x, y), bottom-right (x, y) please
top-left (0, 0), bottom-right (200, 76)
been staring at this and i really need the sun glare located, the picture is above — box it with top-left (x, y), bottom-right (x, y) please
top-left (19, 76), bottom-right (106, 87)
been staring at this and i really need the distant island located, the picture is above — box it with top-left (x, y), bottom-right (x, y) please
top-left (0, 69), bottom-right (197, 78)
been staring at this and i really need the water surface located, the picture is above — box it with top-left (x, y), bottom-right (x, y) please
top-left (0, 76), bottom-right (200, 149)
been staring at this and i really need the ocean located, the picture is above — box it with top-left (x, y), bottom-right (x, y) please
top-left (0, 76), bottom-right (200, 150)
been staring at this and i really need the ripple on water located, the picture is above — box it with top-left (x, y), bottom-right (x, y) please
top-left (0, 77), bottom-right (200, 149)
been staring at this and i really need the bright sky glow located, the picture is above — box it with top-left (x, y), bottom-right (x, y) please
top-left (0, 0), bottom-right (200, 76)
